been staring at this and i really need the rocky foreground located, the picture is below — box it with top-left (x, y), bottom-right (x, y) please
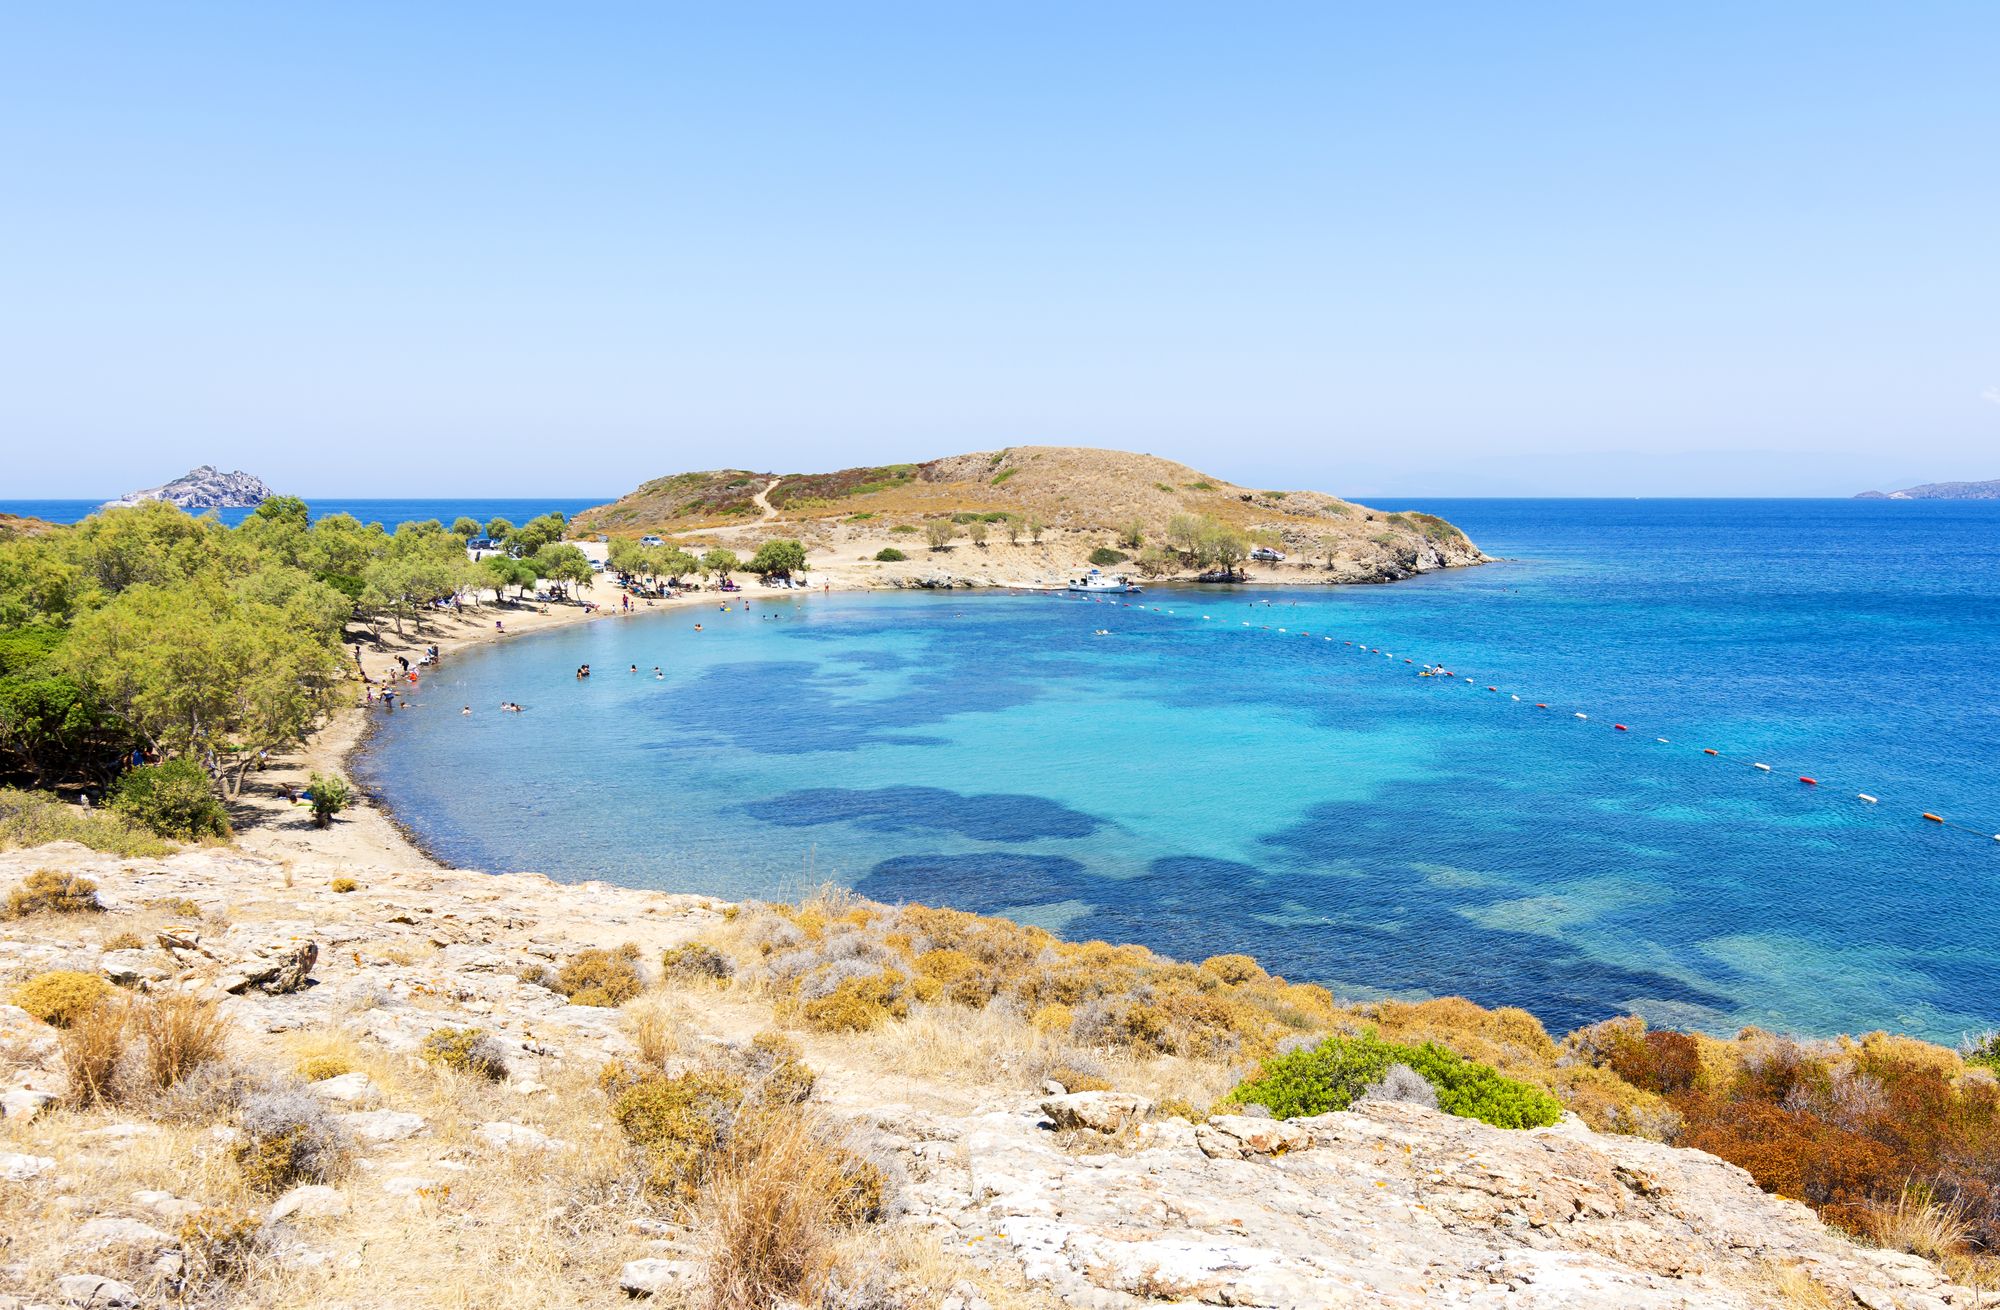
top-left (0, 842), bottom-right (1974, 1309)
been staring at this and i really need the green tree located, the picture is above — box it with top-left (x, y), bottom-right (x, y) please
top-left (1026, 516), bottom-right (1046, 545)
top-left (1001, 515), bottom-right (1023, 546)
top-left (61, 575), bottom-right (342, 795)
top-left (251, 496), bottom-right (312, 530)
top-left (533, 544), bottom-right (595, 599)
top-left (1120, 518), bottom-right (1145, 549)
top-left (923, 520), bottom-right (956, 551)
top-left (745, 539), bottom-right (808, 579)
top-left (1198, 518), bottom-right (1248, 579)
top-left (485, 516), bottom-right (515, 543)
top-left (966, 521), bottom-right (990, 548)
top-left (109, 758), bottom-right (232, 840)
top-left (507, 512), bottom-right (568, 559)
top-left (701, 548), bottom-right (740, 579)
top-left (481, 555), bottom-right (537, 602)
top-left (1165, 514), bottom-right (1202, 560)
top-left (655, 548), bottom-right (699, 582)
top-left (451, 516), bottom-right (482, 541)
top-left (306, 771), bottom-right (352, 829)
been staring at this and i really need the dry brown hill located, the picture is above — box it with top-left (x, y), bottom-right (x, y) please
top-left (574, 447), bottom-right (1485, 585)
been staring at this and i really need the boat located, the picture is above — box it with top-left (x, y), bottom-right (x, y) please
top-left (1067, 569), bottom-right (1141, 593)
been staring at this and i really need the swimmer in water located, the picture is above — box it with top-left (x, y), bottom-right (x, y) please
top-left (462, 705), bottom-right (471, 715)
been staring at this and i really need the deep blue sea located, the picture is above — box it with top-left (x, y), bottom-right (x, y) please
top-left (0, 498), bottom-right (609, 530)
top-left (355, 499), bottom-right (2000, 1041)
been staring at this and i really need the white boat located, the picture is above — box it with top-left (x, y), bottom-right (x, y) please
top-left (1067, 569), bottom-right (1141, 593)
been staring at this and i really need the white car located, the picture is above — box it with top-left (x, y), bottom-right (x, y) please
top-left (1250, 546), bottom-right (1286, 562)
top-left (640, 535), bottom-right (665, 547)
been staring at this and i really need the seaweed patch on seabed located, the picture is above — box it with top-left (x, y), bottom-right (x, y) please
top-left (853, 848), bottom-right (1735, 1035)
top-left (744, 786), bottom-right (1102, 842)
top-left (661, 659), bottom-right (1044, 754)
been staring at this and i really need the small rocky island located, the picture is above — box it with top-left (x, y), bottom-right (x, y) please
top-left (101, 465), bottom-right (275, 512)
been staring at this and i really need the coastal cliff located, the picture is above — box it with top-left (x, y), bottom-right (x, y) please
top-left (576, 446), bottom-right (1487, 587)
top-left (0, 842), bottom-right (1973, 1310)
top-left (101, 466), bottom-right (274, 513)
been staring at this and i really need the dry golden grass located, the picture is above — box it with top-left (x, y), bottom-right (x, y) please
top-left (134, 992), bottom-right (230, 1093)
top-left (1867, 1188), bottom-right (1970, 1261)
top-left (57, 995), bottom-right (128, 1105)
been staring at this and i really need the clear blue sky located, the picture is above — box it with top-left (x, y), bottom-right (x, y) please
top-left (2, 3), bottom-right (1994, 498)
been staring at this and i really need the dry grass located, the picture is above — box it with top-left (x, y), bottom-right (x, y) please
top-left (135, 992), bottom-right (230, 1092)
top-left (282, 1027), bottom-right (368, 1082)
top-left (58, 996), bottom-right (128, 1105)
top-left (625, 993), bottom-right (687, 1068)
top-left (1867, 1188), bottom-right (1970, 1261)
top-left (4, 867), bottom-right (102, 917)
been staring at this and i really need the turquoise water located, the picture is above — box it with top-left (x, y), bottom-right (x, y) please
top-left (356, 499), bottom-right (2000, 1041)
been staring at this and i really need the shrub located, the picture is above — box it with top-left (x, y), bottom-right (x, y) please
top-left (178, 1206), bottom-right (265, 1288)
top-left (0, 787), bottom-right (171, 857)
top-left (236, 1085), bottom-right (352, 1192)
top-left (1048, 1065), bottom-right (1112, 1094)
top-left (16, 968), bottom-right (114, 1027)
top-left (613, 1069), bottom-right (745, 1200)
top-left (873, 547), bottom-right (908, 562)
top-left (1088, 547), bottom-right (1128, 566)
top-left (747, 1031), bottom-right (816, 1105)
top-left (135, 992), bottom-right (229, 1092)
top-left (798, 971), bottom-right (908, 1032)
top-left (104, 930), bottom-right (145, 950)
top-left (306, 772), bottom-right (351, 829)
top-left (1222, 1032), bottom-right (1562, 1130)
top-left (421, 1026), bottom-right (510, 1081)
top-left (1361, 1063), bottom-right (1438, 1109)
top-left (5, 868), bottom-right (101, 917)
top-left (109, 758), bottom-right (231, 840)
top-left (330, 877), bottom-right (358, 894)
top-left (296, 1054), bottom-right (354, 1082)
top-left (662, 942), bottom-right (734, 983)
top-left (554, 946), bottom-right (645, 1006)
top-left (887, 524), bottom-right (917, 536)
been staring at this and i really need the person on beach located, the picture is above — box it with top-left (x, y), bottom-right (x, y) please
top-left (461, 705), bottom-right (471, 715)
top-left (496, 620), bottom-right (505, 633)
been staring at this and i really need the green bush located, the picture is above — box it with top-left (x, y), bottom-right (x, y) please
top-left (873, 548), bottom-right (908, 562)
top-left (1088, 547), bottom-right (1128, 567)
top-left (109, 759), bottom-right (230, 841)
top-left (306, 772), bottom-right (351, 829)
top-left (420, 1027), bottom-right (510, 1080)
top-left (1223, 1032), bottom-right (1562, 1130)
top-left (0, 787), bottom-right (171, 857)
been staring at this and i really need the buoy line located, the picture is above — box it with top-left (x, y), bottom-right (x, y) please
top-left (1049, 590), bottom-right (2000, 844)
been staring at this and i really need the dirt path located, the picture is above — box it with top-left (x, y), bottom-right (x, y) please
top-left (752, 477), bottom-right (781, 522)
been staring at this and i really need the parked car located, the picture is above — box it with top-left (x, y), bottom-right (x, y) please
top-left (1250, 546), bottom-right (1286, 562)
top-left (640, 535), bottom-right (665, 547)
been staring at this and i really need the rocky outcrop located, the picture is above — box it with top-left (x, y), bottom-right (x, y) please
top-left (100, 465), bottom-right (274, 512)
top-left (0, 842), bottom-right (1973, 1309)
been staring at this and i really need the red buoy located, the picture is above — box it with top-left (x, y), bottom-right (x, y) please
top-left (1924, 813), bottom-right (1944, 823)
top-left (1800, 776), bottom-right (1817, 785)
top-left (1536, 703), bottom-right (1548, 709)
top-left (1614, 724), bottom-right (1628, 731)
top-left (1702, 748), bottom-right (1718, 756)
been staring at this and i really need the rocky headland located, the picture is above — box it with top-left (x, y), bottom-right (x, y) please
top-left (1855, 479), bottom-right (2000, 500)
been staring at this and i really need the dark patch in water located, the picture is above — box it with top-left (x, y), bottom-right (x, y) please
top-left (746, 786), bottom-right (1100, 841)
top-left (854, 853), bottom-right (1097, 906)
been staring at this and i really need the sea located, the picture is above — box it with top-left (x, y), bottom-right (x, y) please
top-left (325, 499), bottom-right (1997, 1040)
top-left (0, 498), bottom-right (610, 530)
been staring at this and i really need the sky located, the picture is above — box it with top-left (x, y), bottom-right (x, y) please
top-left (1, 3), bottom-right (1995, 498)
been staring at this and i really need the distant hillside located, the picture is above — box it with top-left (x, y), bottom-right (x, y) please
top-left (575, 446), bottom-right (1486, 584)
top-left (1855, 478), bottom-right (2000, 500)
top-left (0, 513), bottom-right (55, 540)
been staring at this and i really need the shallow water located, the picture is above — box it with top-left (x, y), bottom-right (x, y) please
top-left (357, 499), bottom-right (2000, 1040)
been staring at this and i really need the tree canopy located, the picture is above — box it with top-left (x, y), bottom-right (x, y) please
top-left (745, 539), bottom-right (808, 579)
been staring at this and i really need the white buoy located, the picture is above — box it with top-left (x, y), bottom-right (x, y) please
top-left (1656, 737), bottom-right (1669, 743)
top-left (1753, 763), bottom-right (1771, 771)
top-left (1575, 712), bottom-right (1588, 719)
top-left (1858, 793), bottom-right (1878, 803)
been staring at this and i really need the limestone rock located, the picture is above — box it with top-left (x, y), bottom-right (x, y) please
top-left (3, 1087), bottom-right (57, 1121)
top-left (269, 1185), bottom-right (349, 1223)
top-left (216, 939), bottom-right (318, 994)
top-left (55, 1274), bottom-right (136, 1308)
top-left (0, 1151), bottom-right (57, 1181)
top-left (477, 1120), bottom-right (562, 1152)
top-left (1195, 1114), bottom-right (1310, 1159)
top-left (96, 950), bottom-right (167, 986)
top-left (309, 1072), bottom-right (377, 1104)
top-left (1039, 1091), bottom-right (1152, 1134)
top-left (618, 1258), bottom-right (695, 1297)
top-left (70, 1217), bottom-right (172, 1252)
top-left (338, 1109), bottom-right (426, 1143)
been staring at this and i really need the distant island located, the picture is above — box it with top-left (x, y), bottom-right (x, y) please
top-left (1855, 478), bottom-right (2000, 500)
top-left (101, 464), bottom-right (274, 512)
top-left (576, 445), bottom-right (1487, 586)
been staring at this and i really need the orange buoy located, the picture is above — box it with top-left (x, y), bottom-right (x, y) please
top-left (1487, 686), bottom-right (1498, 692)
top-left (1703, 748), bottom-right (1718, 756)
top-left (1536, 703), bottom-right (1548, 709)
top-left (1614, 724), bottom-right (1628, 731)
top-left (1799, 776), bottom-right (1817, 785)
top-left (1923, 813), bottom-right (1944, 823)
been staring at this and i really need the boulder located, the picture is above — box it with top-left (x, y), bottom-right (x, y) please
top-left (97, 950), bottom-right (167, 986)
top-left (216, 939), bottom-right (318, 995)
top-left (477, 1120), bottom-right (563, 1152)
top-left (70, 1217), bottom-right (172, 1252)
top-left (1039, 1091), bottom-right (1152, 1134)
top-left (2, 1087), bottom-right (57, 1121)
